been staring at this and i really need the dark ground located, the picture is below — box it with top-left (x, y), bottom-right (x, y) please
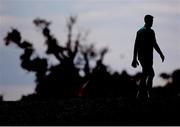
top-left (0, 96), bottom-right (180, 126)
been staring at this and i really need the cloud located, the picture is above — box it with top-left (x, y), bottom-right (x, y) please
top-left (73, 0), bottom-right (179, 26)
top-left (0, 84), bottom-right (35, 101)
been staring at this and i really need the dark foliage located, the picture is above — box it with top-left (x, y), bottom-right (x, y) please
top-left (155, 69), bottom-right (180, 97)
top-left (0, 95), bottom-right (3, 102)
top-left (4, 17), bottom-right (140, 100)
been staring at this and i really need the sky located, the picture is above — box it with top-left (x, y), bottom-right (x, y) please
top-left (0, 0), bottom-right (180, 101)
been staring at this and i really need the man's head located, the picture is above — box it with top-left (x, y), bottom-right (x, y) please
top-left (144, 15), bottom-right (153, 28)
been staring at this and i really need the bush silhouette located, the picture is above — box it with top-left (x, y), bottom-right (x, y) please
top-left (156, 69), bottom-right (180, 97)
top-left (4, 16), bottom-right (140, 100)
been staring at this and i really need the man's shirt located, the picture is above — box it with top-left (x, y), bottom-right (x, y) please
top-left (135, 26), bottom-right (157, 62)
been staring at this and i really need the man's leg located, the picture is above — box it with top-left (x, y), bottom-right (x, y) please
top-left (147, 67), bottom-right (155, 98)
top-left (137, 68), bottom-right (148, 98)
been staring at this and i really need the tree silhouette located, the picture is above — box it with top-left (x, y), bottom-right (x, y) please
top-left (4, 16), bottom-right (140, 100)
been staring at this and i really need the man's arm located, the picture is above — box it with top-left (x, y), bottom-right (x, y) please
top-left (153, 31), bottom-right (165, 62)
top-left (131, 32), bottom-right (139, 68)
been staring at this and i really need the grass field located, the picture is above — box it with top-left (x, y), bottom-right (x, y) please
top-left (0, 96), bottom-right (180, 125)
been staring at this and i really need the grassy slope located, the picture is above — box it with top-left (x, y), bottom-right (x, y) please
top-left (0, 97), bottom-right (180, 125)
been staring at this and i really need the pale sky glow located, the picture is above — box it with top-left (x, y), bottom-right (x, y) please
top-left (0, 0), bottom-right (180, 100)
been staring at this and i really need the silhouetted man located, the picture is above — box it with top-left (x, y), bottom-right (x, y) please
top-left (132, 15), bottom-right (165, 98)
